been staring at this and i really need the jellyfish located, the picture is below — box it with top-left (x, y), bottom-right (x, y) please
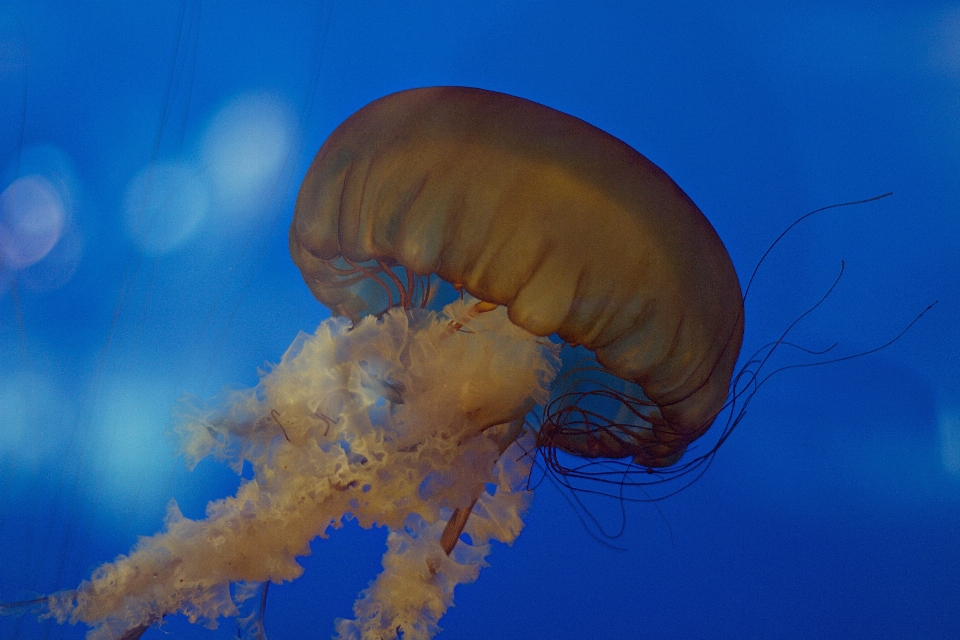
top-left (290, 86), bottom-right (744, 470)
top-left (5, 86), bottom-right (743, 639)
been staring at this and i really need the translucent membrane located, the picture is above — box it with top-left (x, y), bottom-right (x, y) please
top-left (47, 299), bottom-right (558, 640)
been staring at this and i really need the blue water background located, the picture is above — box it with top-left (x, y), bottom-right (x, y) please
top-left (0, 2), bottom-right (957, 638)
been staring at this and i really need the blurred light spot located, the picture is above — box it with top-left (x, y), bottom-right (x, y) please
top-left (938, 411), bottom-right (960, 476)
top-left (2, 145), bottom-right (85, 290)
top-left (0, 370), bottom-right (59, 466)
top-left (124, 161), bottom-right (209, 254)
top-left (200, 92), bottom-right (295, 222)
top-left (0, 175), bottom-right (66, 269)
top-left (93, 378), bottom-right (176, 500)
top-left (16, 221), bottom-right (83, 291)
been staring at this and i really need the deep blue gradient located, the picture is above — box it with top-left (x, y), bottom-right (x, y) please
top-left (1, 2), bottom-right (957, 639)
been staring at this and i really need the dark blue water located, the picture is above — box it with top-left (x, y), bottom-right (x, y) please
top-left (1, 2), bottom-right (957, 639)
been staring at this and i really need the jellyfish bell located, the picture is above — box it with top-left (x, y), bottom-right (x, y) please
top-left (290, 85), bottom-right (745, 470)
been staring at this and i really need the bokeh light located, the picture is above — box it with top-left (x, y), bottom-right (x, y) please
top-left (0, 175), bottom-right (65, 269)
top-left (200, 92), bottom-right (296, 224)
top-left (123, 161), bottom-right (209, 255)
